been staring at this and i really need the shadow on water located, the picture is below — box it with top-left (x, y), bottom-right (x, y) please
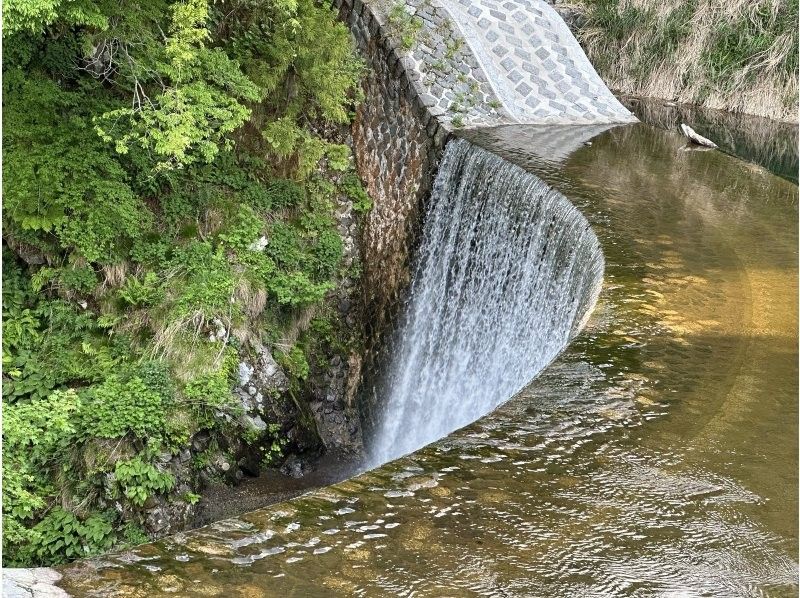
top-left (58, 123), bottom-right (798, 597)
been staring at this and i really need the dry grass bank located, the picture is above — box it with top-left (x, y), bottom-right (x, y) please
top-left (564, 0), bottom-right (798, 122)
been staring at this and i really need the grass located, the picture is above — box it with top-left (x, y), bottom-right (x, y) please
top-left (571, 0), bottom-right (798, 121)
top-left (387, 2), bottom-right (423, 50)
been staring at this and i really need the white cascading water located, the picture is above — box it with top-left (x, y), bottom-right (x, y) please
top-left (371, 138), bottom-right (604, 465)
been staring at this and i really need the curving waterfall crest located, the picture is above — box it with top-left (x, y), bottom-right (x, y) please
top-left (371, 138), bottom-right (604, 464)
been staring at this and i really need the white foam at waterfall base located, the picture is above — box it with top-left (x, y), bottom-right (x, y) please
top-left (371, 138), bottom-right (604, 465)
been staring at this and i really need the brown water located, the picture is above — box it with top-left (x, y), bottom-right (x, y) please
top-left (58, 124), bottom-right (798, 597)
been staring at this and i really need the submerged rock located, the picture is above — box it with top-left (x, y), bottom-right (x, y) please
top-left (281, 454), bottom-right (306, 478)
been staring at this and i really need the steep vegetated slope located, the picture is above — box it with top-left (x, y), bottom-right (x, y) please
top-left (563, 0), bottom-right (798, 121)
top-left (2, 0), bottom-right (371, 566)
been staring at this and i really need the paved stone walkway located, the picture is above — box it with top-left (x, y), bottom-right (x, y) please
top-left (370, 0), bottom-right (636, 127)
top-left (440, 0), bottom-right (636, 123)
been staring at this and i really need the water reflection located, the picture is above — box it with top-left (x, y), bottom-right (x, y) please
top-left (59, 124), bottom-right (798, 597)
top-left (621, 96), bottom-right (799, 184)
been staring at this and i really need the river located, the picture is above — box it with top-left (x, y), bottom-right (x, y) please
top-left (58, 122), bottom-right (798, 597)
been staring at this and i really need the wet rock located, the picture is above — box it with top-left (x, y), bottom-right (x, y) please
top-left (3, 568), bottom-right (68, 598)
top-left (245, 415), bottom-right (268, 432)
top-left (247, 235), bottom-right (269, 251)
top-left (281, 454), bottom-right (306, 478)
top-left (144, 499), bottom-right (194, 535)
top-left (238, 362), bottom-right (254, 386)
top-left (239, 453), bottom-right (261, 477)
top-left (5, 237), bottom-right (47, 266)
top-left (192, 431), bottom-right (211, 453)
top-left (254, 348), bottom-right (290, 392)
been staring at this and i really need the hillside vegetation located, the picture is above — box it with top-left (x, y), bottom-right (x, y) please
top-left (568, 0), bottom-right (798, 121)
top-left (2, 0), bottom-right (367, 566)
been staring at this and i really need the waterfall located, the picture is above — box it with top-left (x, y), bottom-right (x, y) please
top-left (370, 138), bottom-right (604, 465)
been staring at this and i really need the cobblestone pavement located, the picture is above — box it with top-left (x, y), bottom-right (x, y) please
top-left (371, 0), bottom-right (636, 127)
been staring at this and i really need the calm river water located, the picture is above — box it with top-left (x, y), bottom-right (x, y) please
top-left (59, 124), bottom-right (798, 597)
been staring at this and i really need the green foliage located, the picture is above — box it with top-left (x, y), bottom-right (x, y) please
top-left (229, 0), bottom-right (363, 123)
top-left (95, 0), bottom-right (262, 172)
top-left (277, 346), bottom-right (310, 381)
top-left (182, 351), bottom-right (242, 430)
top-left (119, 272), bottom-right (164, 307)
top-left (2, 389), bottom-right (81, 562)
top-left (262, 117), bottom-right (329, 179)
top-left (702, 2), bottom-right (798, 86)
top-left (218, 205), bottom-right (263, 251)
top-left (575, 0), bottom-right (797, 117)
top-left (3, 274), bottom-right (123, 402)
top-left (266, 179), bottom-right (306, 210)
top-left (3, 0), bottom-right (108, 36)
top-left (183, 370), bottom-right (235, 409)
top-left (114, 458), bottom-right (176, 506)
top-left (29, 509), bottom-right (115, 564)
top-left (341, 173), bottom-right (373, 213)
top-left (268, 271), bottom-right (333, 307)
top-left (2, 0), bottom-right (364, 568)
top-left (31, 263), bottom-right (98, 295)
top-left (120, 522), bottom-right (150, 546)
top-left (579, 0), bottom-right (649, 73)
top-left (326, 144), bottom-right (352, 171)
top-left (171, 241), bottom-right (237, 318)
top-left (60, 264), bottom-right (99, 294)
top-left (313, 229), bottom-right (344, 279)
top-left (183, 492), bottom-right (202, 505)
top-left (3, 73), bottom-right (150, 263)
top-left (260, 423), bottom-right (287, 467)
top-left (388, 2), bottom-right (423, 50)
top-left (81, 375), bottom-right (165, 439)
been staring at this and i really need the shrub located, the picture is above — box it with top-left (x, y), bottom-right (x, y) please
top-left (218, 205), bottom-right (263, 252)
top-left (81, 376), bottom-right (164, 439)
top-left (266, 179), bottom-right (306, 210)
top-left (326, 144), bottom-right (351, 171)
top-left (341, 173), bottom-right (373, 213)
top-left (268, 272), bottom-right (332, 307)
top-left (277, 346), bottom-right (310, 381)
top-left (119, 272), bottom-right (164, 307)
top-left (2, 389), bottom-right (82, 563)
top-left (2, 0), bottom-right (362, 568)
top-left (29, 509), bottom-right (115, 565)
top-left (114, 458), bottom-right (176, 507)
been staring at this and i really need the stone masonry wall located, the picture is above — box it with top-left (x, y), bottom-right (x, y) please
top-left (332, 0), bottom-right (636, 355)
top-left (330, 0), bottom-right (635, 436)
top-left (334, 0), bottom-right (453, 357)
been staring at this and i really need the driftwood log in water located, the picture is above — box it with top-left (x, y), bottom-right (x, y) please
top-left (681, 123), bottom-right (718, 148)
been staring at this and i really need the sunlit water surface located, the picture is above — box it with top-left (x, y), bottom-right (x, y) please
top-left (59, 124), bottom-right (798, 597)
